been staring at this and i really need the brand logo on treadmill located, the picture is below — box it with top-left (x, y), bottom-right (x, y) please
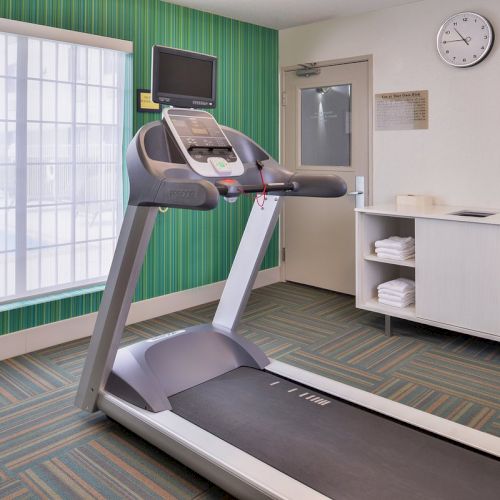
top-left (167, 189), bottom-right (196, 201)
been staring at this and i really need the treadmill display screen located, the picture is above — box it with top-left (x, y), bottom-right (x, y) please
top-left (171, 117), bottom-right (224, 138)
top-left (191, 126), bottom-right (209, 136)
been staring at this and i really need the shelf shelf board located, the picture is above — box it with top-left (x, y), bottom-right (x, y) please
top-left (359, 298), bottom-right (416, 320)
top-left (364, 253), bottom-right (416, 268)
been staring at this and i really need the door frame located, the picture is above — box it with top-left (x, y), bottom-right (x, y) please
top-left (279, 55), bottom-right (374, 282)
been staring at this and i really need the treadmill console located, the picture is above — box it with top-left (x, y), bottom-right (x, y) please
top-left (163, 108), bottom-right (244, 178)
top-left (123, 44), bottom-right (347, 209)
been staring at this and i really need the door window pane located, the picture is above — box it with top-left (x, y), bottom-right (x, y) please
top-left (301, 84), bottom-right (351, 167)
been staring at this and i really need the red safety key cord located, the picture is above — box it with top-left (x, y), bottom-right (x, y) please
top-left (256, 163), bottom-right (267, 208)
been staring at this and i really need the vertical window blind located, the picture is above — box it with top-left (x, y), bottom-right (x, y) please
top-left (0, 31), bottom-right (128, 302)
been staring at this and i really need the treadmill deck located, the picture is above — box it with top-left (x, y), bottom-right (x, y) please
top-left (170, 367), bottom-right (500, 500)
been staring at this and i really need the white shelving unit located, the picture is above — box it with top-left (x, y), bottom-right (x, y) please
top-left (364, 253), bottom-right (415, 268)
top-left (356, 204), bottom-right (500, 341)
top-left (356, 212), bottom-right (416, 332)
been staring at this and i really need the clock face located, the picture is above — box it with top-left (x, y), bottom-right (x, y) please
top-left (437, 12), bottom-right (494, 67)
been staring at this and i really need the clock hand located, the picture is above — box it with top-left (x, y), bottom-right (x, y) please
top-left (454, 28), bottom-right (470, 45)
top-left (444, 37), bottom-right (472, 44)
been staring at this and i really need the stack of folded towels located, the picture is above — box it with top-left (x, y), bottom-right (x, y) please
top-left (374, 236), bottom-right (415, 261)
top-left (377, 278), bottom-right (415, 308)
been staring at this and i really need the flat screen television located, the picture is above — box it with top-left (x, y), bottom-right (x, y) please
top-left (151, 45), bottom-right (217, 109)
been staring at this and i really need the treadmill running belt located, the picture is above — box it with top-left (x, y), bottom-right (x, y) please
top-left (170, 367), bottom-right (500, 500)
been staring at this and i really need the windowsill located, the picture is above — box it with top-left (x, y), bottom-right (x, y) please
top-left (0, 283), bottom-right (106, 313)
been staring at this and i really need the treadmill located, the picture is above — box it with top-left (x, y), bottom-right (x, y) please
top-left (76, 45), bottom-right (500, 500)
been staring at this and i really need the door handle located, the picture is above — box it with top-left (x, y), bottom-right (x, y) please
top-left (348, 176), bottom-right (365, 209)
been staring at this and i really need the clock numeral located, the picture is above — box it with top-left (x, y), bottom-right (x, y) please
top-left (482, 25), bottom-right (486, 29)
top-left (463, 17), bottom-right (468, 22)
top-left (445, 30), bottom-right (451, 35)
top-left (484, 35), bottom-right (488, 39)
top-left (445, 50), bottom-right (450, 54)
top-left (463, 58), bottom-right (467, 62)
top-left (473, 54), bottom-right (477, 58)
top-left (453, 22), bottom-right (458, 26)
top-left (481, 46), bottom-right (485, 50)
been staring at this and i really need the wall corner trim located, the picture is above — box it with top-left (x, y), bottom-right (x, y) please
top-left (0, 267), bottom-right (281, 360)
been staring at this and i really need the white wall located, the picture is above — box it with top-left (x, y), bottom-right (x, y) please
top-left (280, 0), bottom-right (500, 208)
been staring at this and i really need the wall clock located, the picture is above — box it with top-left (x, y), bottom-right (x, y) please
top-left (437, 12), bottom-right (494, 67)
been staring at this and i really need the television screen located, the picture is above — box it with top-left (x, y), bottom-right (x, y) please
top-left (152, 46), bottom-right (217, 109)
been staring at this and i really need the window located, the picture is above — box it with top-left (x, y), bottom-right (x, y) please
top-left (301, 85), bottom-right (351, 167)
top-left (0, 31), bottom-right (128, 302)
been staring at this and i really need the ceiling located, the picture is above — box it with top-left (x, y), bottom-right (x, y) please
top-left (166, 0), bottom-right (423, 29)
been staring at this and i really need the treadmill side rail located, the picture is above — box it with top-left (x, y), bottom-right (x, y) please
top-left (75, 205), bottom-right (158, 412)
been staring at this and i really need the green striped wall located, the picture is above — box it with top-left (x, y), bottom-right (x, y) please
top-left (0, 0), bottom-right (279, 335)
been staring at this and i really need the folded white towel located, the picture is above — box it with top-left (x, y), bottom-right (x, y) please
top-left (376, 252), bottom-right (415, 261)
top-left (378, 290), bottom-right (415, 301)
top-left (379, 297), bottom-right (415, 308)
top-left (375, 236), bottom-right (415, 251)
top-left (375, 245), bottom-right (415, 254)
top-left (375, 246), bottom-right (414, 257)
top-left (377, 278), bottom-right (415, 293)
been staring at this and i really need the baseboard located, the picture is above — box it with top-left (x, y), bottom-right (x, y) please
top-left (0, 267), bottom-right (281, 360)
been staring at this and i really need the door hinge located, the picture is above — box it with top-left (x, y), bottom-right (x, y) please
top-left (281, 247), bottom-right (286, 262)
top-left (281, 91), bottom-right (287, 106)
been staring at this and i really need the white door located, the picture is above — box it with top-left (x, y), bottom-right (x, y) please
top-left (282, 61), bottom-right (370, 295)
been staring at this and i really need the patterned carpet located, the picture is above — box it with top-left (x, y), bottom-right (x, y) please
top-left (1, 282), bottom-right (499, 498)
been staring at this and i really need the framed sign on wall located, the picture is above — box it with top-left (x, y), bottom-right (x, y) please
top-left (137, 89), bottom-right (161, 112)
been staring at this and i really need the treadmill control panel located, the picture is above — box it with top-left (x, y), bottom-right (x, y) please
top-left (163, 108), bottom-right (244, 177)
